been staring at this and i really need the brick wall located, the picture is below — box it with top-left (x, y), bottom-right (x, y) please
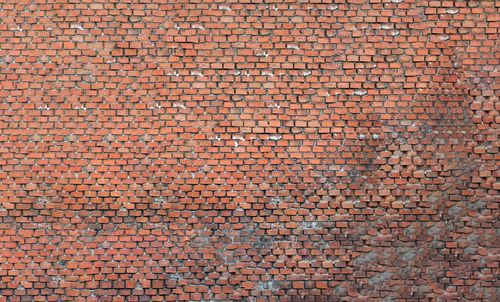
top-left (0, 0), bottom-right (498, 301)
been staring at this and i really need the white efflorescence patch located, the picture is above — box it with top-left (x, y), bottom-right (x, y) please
top-left (353, 89), bottom-right (367, 96)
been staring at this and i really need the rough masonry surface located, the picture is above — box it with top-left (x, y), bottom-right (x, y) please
top-left (0, 0), bottom-right (498, 301)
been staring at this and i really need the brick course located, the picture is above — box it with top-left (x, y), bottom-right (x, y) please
top-left (0, 0), bottom-right (498, 301)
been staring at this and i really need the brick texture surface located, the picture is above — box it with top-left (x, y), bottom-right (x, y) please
top-left (0, 0), bottom-right (499, 301)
